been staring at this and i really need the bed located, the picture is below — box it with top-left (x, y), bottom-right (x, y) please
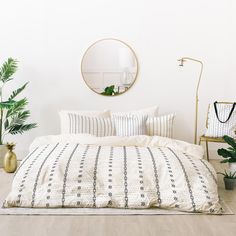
top-left (4, 134), bottom-right (222, 214)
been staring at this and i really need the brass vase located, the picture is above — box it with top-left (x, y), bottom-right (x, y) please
top-left (4, 143), bottom-right (17, 173)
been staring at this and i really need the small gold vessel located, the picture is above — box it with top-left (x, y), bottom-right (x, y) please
top-left (4, 143), bottom-right (17, 173)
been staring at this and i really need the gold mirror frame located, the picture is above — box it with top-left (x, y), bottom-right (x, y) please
top-left (81, 38), bottom-right (138, 96)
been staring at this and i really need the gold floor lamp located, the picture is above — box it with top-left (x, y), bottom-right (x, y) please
top-left (178, 57), bottom-right (204, 144)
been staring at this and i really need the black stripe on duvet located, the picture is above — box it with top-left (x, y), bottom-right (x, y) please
top-left (147, 147), bottom-right (162, 207)
top-left (77, 145), bottom-right (90, 206)
top-left (184, 153), bottom-right (213, 207)
top-left (158, 148), bottom-right (179, 207)
top-left (168, 148), bottom-right (196, 212)
top-left (107, 147), bottom-right (114, 206)
top-left (45, 143), bottom-right (69, 208)
top-left (93, 146), bottom-right (101, 208)
top-left (14, 147), bottom-right (39, 176)
top-left (61, 144), bottom-right (79, 207)
top-left (123, 146), bottom-right (128, 208)
top-left (16, 145), bottom-right (49, 205)
top-left (31, 143), bottom-right (59, 207)
top-left (199, 159), bottom-right (217, 184)
top-left (135, 147), bottom-right (145, 207)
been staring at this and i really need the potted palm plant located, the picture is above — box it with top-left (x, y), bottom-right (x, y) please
top-left (0, 58), bottom-right (37, 167)
top-left (217, 170), bottom-right (236, 190)
top-left (217, 135), bottom-right (236, 174)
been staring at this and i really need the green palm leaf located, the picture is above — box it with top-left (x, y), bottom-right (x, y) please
top-left (0, 100), bottom-right (16, 109)
top-left (6, 110), bottom-right (30, 129)
top-left (0, 58), bottom-right (18, 83)
top-left (223, 135), bottom-right (236, 150)
top-left (8, 123), bottom-right (37, 135)
top-left (218, 135), bottom-right (236, 164)
top-left (9, 82), bottom-right (28, 100)
top-left (6, 98), bottom-right (28, 118)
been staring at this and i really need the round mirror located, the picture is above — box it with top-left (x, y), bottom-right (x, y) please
top-left (81, 39), bottom-right (138, 96)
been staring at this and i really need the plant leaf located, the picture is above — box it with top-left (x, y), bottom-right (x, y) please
top-left (0, 100), bottom-right (16, 109)
top-left (0, 58), bottom-right (18, 83)
top-left (101, 85), bottom-right (116, 96)
top-left (8, 82), bottom-right (28, 100)
top-left (228, 158), bottom-right (236, 163)
top-left (6, 98), bottom-right (28, 118)
top-left (4, 119), bottom-right (9, 130)
top-left (217, 148), bottom-right (234, 158)
top-left (223, 135), bottom-right (236, 150)
top-left (220, 159), bottom-right (229, 163)
top-left (6, 110), bottom-right (31, 130)
top-left (8, 123), bottom-right (37, 135)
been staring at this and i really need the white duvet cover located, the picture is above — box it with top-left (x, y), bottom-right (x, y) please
top-left (4, 134), bottom-right (222, 213)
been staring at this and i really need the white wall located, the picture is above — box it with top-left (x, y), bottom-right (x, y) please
top-left (0, 0), bottom-right (235, 159)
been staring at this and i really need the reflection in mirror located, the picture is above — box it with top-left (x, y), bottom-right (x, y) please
top-left (81, 39), bottom-right (138, 96)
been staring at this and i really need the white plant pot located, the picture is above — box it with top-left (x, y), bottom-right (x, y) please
top-left (0, 144), bottom-right (8, 168)
top-left (229, 162), bottom-right (236, 174)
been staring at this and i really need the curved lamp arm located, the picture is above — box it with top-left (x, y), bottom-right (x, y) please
top-left (178, 57), bottom-right (204, 144)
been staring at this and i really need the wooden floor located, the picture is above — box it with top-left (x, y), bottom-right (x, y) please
top-left (0, 160), bottom-right (236, 236)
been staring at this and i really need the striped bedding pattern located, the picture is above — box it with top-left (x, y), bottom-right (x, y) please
top-left (59, 110), bottom-right (111, 134)
top-left (112, 115), bottom-right (148, 136)
top-left (4, 141), bottom-right (222, 213)
top-left (147, 114), bottom-right (175, 138)
top-left (68, 114), bottom-right (114, 137)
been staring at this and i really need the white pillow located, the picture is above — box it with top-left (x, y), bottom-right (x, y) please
top-left (67, 114), bottom-right (114, 137)
top-left (147, 114), bottom-right (175, 138)
top-left (112, 106), bottom-right (158, 117)
top-left (113, 114), bottom-right (148, 136)
top-left (59, 110), bottom-right (110, 134)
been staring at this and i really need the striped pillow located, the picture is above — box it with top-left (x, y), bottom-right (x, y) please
top-left (59, 110), bottom-right (110, 134)
top-left (68, 114), bottom-right (114, 137)
top-left (113, 115), bottom-right (148, 136)
top-left (147, 114), bottom-right (175, 138)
